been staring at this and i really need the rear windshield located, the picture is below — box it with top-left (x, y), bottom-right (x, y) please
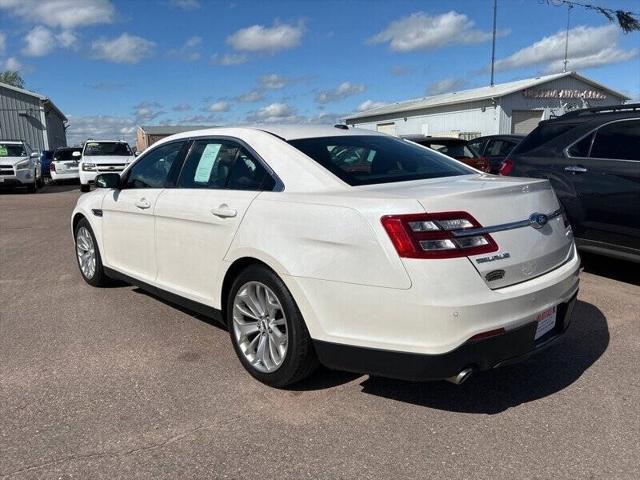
top-left (512, 123), bottom-right (578, 155)
top-left (84, 142), bottom-right (132, 156)
top-left (419, 141), bottom-right (477, 160)
top-left (0, 143), bottom-right (26, 157)
top-left (54, 148), bottom-right (82, 161)
top-left (288, 135), bottom-right (472, 186)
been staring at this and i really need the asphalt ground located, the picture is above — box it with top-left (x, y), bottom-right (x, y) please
top-left (1, 183), bottom-right (639, 479)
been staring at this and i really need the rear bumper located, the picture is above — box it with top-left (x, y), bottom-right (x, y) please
top-left (51, 170), bottom-right (79, 181)
top-left (314, 292), bottom-right (577, 381)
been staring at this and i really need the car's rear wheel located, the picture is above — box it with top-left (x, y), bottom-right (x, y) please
top-left (74, 218), bottom-right (109, 287)
top-left (227, 265), bottom-right (318, 387)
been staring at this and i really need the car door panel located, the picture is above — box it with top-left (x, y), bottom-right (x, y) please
top-left (154, 189), bottom-right (259, 304)
top-left (100, 140), bottom-right (187, 283)
top-left (153, 138), bottom-right (274, 305)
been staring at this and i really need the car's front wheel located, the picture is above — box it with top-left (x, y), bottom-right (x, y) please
top-left (80, 183), bottom-right (90, 192)
top-left (74, 218), bottom-right (109, 287)
top-left (227, 265), bottom-right (318, 387)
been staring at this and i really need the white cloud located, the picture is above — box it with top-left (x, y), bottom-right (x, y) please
top-left (316, 82), bottom-right (366, 104)
top-left (0, 0), bottom-right (115, 30)
top-left (227, 21), bottom-right (304, 53)
top-left (546, 47), bottom-right (639, 73)
top-left (3, 56), bottom-right (22, 71)
top-left (355, 100), bottom-right (388, 112)
top-left (259, 73), bottom-right (287, 89)
top-left (494, 24), bottom-right (632, 72)
top-left (426, 78), bottom-right (466, 95)
top-left (22, 26), bottom-right (55, 56)
top-left (22, 25), bottom-right (77, 56)
top-left (173, 103), bottom-right (192, 112)
top-left (207, 100), bottom-right (230, 113)
top-left (66, 114), bottom-right (136, 145)
top-left (236, 89), bottom-right (266, 103)
top-left (169, 0), bottom-right (200, 9)
top-left (169, 36), bottom-right (202, 61)
top-left (369, 11), bottom-right (494, 52)
top-left (210, 53), bottom-right (248, 65)
top-left (92, 33), bottom-right (155, 64)
top-left (247, 102), bottom-right (298, 123)
top-left (134, 101), bottom-right (165, 123)
top-left (0, 32), bottom-right (5, 55)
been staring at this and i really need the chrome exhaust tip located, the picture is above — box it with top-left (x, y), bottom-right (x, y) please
top-left (446, 367), bottom-right (474, 385)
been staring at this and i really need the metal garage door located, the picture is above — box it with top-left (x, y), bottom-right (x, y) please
top-left (377, 123), bottom-right (396, 136)
top-left (512, 110), bottom-right (542, 134)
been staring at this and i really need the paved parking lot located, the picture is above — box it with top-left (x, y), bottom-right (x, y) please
top-left (1, 184), bottom-right (639, 479)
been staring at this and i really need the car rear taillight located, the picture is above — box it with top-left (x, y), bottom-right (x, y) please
top-left (381, 211), bottom-right (498, 259)
top-left (50, 163), bottom-right (56, 173)
top-left (500, 157), bottom-right (514, 176)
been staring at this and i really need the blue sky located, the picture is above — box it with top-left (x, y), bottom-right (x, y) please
top-left (0, 0), bottom-right (638, 144)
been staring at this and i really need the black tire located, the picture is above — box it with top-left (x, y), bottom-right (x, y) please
top-left (74, 218), bottom-right (109, 287)
top-left (26, 177), bottom-right (37, 194)
top-left (80, 183), bottom-right (90, 192)
top-left (227, 265), bottom-right (318, 387)
top-left (37, 174), bottom-right (44, 188)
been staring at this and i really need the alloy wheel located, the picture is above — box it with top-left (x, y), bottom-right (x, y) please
top-left (76, 226), bottom-right (96, 279)
top-left (232, 281), bottom-right (288, 373)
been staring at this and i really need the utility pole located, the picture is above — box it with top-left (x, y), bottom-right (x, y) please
top-left (490, 0), bottom-right (497, 86)
top-left (563, 4), bottom-right (573, 72)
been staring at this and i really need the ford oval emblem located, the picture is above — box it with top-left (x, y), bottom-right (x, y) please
top-left (529, 213), bottom-right (548, 229)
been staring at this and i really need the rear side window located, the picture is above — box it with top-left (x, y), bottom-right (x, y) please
top-left (288, 135), bottom-right (472, 186)
top-left (567, 133), bottom-right (594, 157)
top-left (486, 140), bottom-right (517, 156)
top-left (513, 123), bottom-right (578, 155)
top-left (590, 120), bottom-right (640, 161)
top-left (178, 139), bottom-right (275, 191)
top-left (467, 138), bottom-right (485, 154)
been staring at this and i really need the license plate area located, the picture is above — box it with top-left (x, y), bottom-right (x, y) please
top-left (534, 305), bottom-right (557, 340)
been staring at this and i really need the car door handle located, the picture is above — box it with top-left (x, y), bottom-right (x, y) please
top-left (135, 198), bottom-right (151, 209)
top-left (211, 204), bottom-right (237, 218)
top-left (564, 165), bottom-right (588, 174)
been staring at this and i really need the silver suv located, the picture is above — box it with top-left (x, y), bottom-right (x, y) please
top-left (0, 140), bottom-right (43, 193)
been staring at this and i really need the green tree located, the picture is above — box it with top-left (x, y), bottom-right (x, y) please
top-left (0, 71), bottom-right (25, 88)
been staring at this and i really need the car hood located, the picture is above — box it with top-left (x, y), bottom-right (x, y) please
top-left (82, 155), bottom-right (134, 164)
top-left (0, 156), bottom-right (28, 166)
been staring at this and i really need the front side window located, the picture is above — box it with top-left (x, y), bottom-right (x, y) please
top-left (467, 139), bottom-right (485, 154)
top-left (178, 140), bottom-right (275, 191)
top-left (0, 143), bottom-right (26, 157)
top-left (590, 120), bottom-right (640, 161)
top-left (123, 141), bottom-right (186, 189)
top-left (486, 140), bottom-right (516, 157)
top-left (84, 142), bottom-right (132, 156)
top-left (289, 135), bottom-right (472, 186)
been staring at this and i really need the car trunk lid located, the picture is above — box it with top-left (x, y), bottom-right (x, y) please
top-left (362, 174), bottom-right (574, 288)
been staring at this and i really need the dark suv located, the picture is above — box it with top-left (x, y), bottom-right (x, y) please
top-left (508, 104), bottom-right (640, 262)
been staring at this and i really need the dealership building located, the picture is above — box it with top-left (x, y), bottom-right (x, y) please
top-left (0, 81), bottom-right (67, 151)
top-left (344, 72), bottom-right (628, 138)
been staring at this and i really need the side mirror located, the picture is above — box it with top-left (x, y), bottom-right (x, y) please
top-left (95, 173), bottom-right (121, 189)
top-left (134, 151), bottom-right (140, 157)
top-left (30, 152), bottom-right (39, 158)
top-left (72, 151), bottom-right (81, 157)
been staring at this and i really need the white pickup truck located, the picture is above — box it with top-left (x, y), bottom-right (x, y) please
top-left (79, 140), bottom-right (135, 192)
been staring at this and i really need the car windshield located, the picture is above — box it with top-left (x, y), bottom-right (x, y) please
top-left (0, 143), bottom-right (26, 157)
top-left (54, 149), bottom-right (82, 161)
top-left (288, 135), bottom-right (472, 186)
top-left (84, 142), bottom-right (132, 156)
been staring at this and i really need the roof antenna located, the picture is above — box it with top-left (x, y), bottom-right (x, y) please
top-left (490, 0), bottom-right (497, 86)
top-left (563, 4), bottom-right (573, 72)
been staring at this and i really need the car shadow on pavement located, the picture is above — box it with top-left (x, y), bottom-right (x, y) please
top-left (580, 252), bottom-right (639, 286)
top-left (357, 300), bottom-right (609, 414)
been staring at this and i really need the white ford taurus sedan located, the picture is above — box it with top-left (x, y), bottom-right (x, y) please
top-left (71, 126), bottom-right (580, 387)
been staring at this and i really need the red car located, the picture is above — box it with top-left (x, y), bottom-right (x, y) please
top-left (402, 135), bottom-right (490, 172)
